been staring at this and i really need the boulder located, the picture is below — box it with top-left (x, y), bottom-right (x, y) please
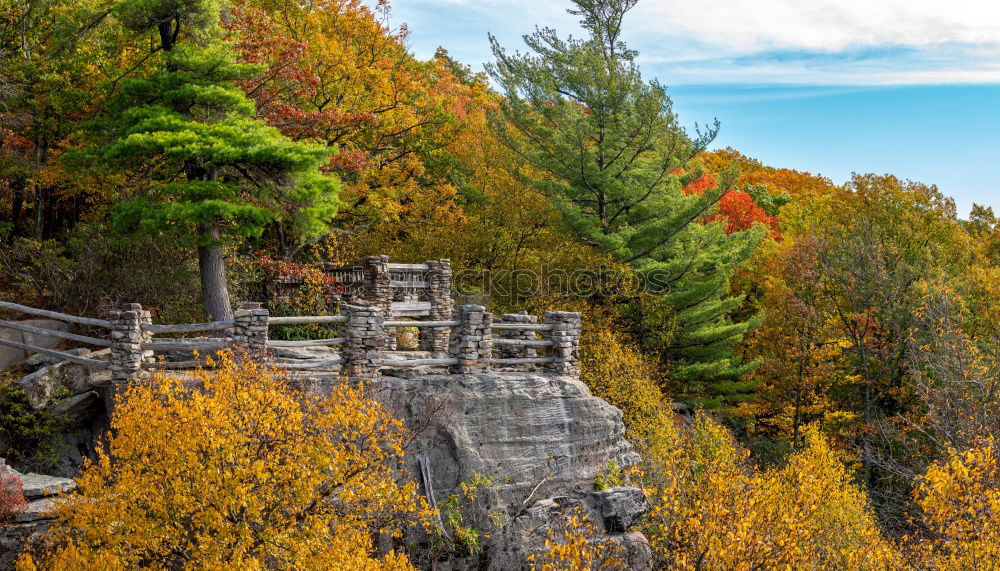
top-left (300, 371), bottom-right (650, 569)
top-left (368, 372), bottom-right (641, 504)
top-left (15, 471), bottom-right (76, 499)
top-left (23, 348), bottom-right (93, 374)
top-left (0, 319), bottom-right (72, 370)
top-left (17, 351), bottom-right (111, 410)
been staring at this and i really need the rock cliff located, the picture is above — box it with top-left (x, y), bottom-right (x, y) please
top-left (2, 361), bottom-right (651, 569)
top-left (300, 371), bottom-right (651, 569)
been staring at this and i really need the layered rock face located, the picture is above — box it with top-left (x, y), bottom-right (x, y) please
top-left (2, 359), bottom-right (651, 569)
top-left (301, 371), bottom-right (651, 569)
top-left (0, 459), bottom-right (76, 569)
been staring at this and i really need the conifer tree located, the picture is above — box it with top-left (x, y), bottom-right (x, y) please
top-left (92, 0), bottom-right (339, 320)
top-left (487, 0), bottom-right (764, 405)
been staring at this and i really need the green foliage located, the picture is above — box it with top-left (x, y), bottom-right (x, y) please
top-left (0, 371), bottom-right (64, 473)
top-left (743, 183), bottom-right (791, 218)
top-left (593, 460), bottom-right (624, 491)
top-left (488, 0), bottom-right (764, 403)
top-left (97, 42), bottom-right (339, 246)
top-left (436, 472), bottom-right (504, 560)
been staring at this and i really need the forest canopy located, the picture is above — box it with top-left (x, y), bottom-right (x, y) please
top-left (3, 0), bottom-right (1000, 567)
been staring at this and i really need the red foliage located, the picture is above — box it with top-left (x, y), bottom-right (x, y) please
top-left (678, 172), bottom-right (779, 236)
top-left (681, 173), bottom-right (717, 197)
top-left (0, 466), bottom-right (26, 525)
top-left (709, 191), bottom-right (779, 236)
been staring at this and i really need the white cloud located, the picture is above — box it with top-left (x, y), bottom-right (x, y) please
top-left (631, 0), bottom-right (1000, 52)
top-left (390, 0), bottom-right (1000, 85)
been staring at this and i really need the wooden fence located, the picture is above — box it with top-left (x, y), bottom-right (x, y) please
top-left (0, 300), bottom-right (581, 382)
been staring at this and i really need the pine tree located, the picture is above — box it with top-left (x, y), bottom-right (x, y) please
top-left (92, 0), bottom-right (339, 320)
top-left (487, 0), bottom-right (764, 406)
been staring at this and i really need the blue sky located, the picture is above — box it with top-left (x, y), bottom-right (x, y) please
top-left (383, 0), bottom-right (1000, 216)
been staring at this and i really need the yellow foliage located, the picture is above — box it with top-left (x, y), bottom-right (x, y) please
top-left (912, 440), bottom-right (1000, 568)
top-left (526, 506), bottom-right (625, 570)
top-left (642, 414), bottom-right (902, 569)
top-left (579, 318), bottom-right (670, 446)
top-left (18, 352), bottom-right (427, 569)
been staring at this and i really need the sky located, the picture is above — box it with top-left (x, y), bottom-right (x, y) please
top-left (383, 0), bottom-right (1000, 217)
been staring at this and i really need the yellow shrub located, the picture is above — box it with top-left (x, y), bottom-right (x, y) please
top-left (642, 415), bottom-right (901, 569)
top-left (527, 506), bottom-right (625, 570)
top-left (912, 440), bottom-right (1000, 567)
top-left (18, 352), bottom-right (427, 569)
top-left (579, 319), bottom-right (670, 446)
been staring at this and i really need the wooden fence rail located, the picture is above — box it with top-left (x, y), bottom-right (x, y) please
top-left (0, 300), bottom-right (581, 380)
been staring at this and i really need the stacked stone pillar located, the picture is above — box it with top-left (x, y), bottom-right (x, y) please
top-left (449, 305), bottom-right (492, 374)
top-left (342, 304), bottom-right (384, 379)
top-left (233, 302), bottom-right (269, 357)
top-left (365, 255), bottom-right (396, 350)
top-left (542, 311), bottom-right (582, 376)
top-left (109, 303), bottom-right (151, 383)
top-left (419, 258), bottom-right (453, 356)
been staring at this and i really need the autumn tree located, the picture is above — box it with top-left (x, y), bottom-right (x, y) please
top-left (488, 0), bottom-right (765, 404)
top-left (742, 234), bottom-right (840, 450)
top-left (642, 414), bottom-right (902, 569)
top-left (18, 353), bottom-right (425, 568)
top-left (88, 0), bottom-right (340, 320)
top-left (225, 0), bottom-right (470, 251)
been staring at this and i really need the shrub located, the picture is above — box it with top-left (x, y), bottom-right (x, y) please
top-left (641, 415), bottom-right (902, 569)
top-left (911, 440), bottom-right (1000, 566)
top-left (0, 464), bottom-right (26, 525)
top-left (18, 352), bottom-right (428, 568)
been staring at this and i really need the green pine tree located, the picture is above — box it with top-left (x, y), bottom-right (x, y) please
top-left (487, 0), bottom-right (765, 406)
top-left (91, 0), bottom-right (339, 320)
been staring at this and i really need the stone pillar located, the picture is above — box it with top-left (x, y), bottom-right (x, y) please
top-left (109, 303), bottom-right (150, 383)
top-left (419, 258), bottom-right (453, 356)
top-left (233, 302), bottom-right (269, 358)
top-left (365, 255), bottom-right (395, 350)
top-left (342, 304), bottom-right (384, 379)
top-left (497, 311), bottom-right (538, 367)
top-left (449, 305), bottom-right (492, 374)
top-left (542, 311), bottom-right (582, 376)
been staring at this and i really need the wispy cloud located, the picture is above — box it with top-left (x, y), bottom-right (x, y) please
top-left (390, 0), bottom-right (1000, 85)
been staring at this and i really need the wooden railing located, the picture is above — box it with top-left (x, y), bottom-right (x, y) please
top-left (0, 301), bottom-right (581, 381)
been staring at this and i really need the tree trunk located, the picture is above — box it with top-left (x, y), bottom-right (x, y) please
top-left (197, 223), bottom-right (234, 322)
top-left (7, 178), bottom-right (24, 243)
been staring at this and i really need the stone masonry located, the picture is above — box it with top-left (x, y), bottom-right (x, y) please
top-left (109, 303), bottom-right (151, 383)
top-left (449, 304), bottom-right (492, 374)
top-left (233, 302), bottom-right (269, 357)
top-left (341, 304), bottom-right (384, 378)
top-left (542, 311), bottom-right (582, 376)
top-left (418, 258), bottom-right (453, 356)
top-left (364, 255), bottom-right (395, 350)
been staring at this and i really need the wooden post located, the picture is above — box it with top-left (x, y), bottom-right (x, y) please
top-left (109, 303), bottom-right (150, 383)
top-left (342, 304), bottom-right (384, 379)
top-left (449, 305), bottom-right (492, 374)
top-left (233, 302), bottom-right (269, 358)
top-left (497, 311), bottom-right (538, 369)
top-left (542, 311), bottom-right (581, 376)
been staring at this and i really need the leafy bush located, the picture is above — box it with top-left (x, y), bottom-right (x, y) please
top-left (0, 372), bottom-right (64, 473)
top-left (0, 464), bottom-right (26, 525)
top-left (641, 414), bottom-right (902, 569)
top-left (19, 352), bottom-right (428, 568)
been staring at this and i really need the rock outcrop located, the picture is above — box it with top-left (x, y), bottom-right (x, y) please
top-left (7, 350), bottom-right (113, 477)
top-left (0, 459), bottom-right (75, 569)
top-left (2, 355), bottom-right (651, 569)
top-left (300, 371), bottom-right (651, 569)
top-left (0, 320), bottom-right (73, 370)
